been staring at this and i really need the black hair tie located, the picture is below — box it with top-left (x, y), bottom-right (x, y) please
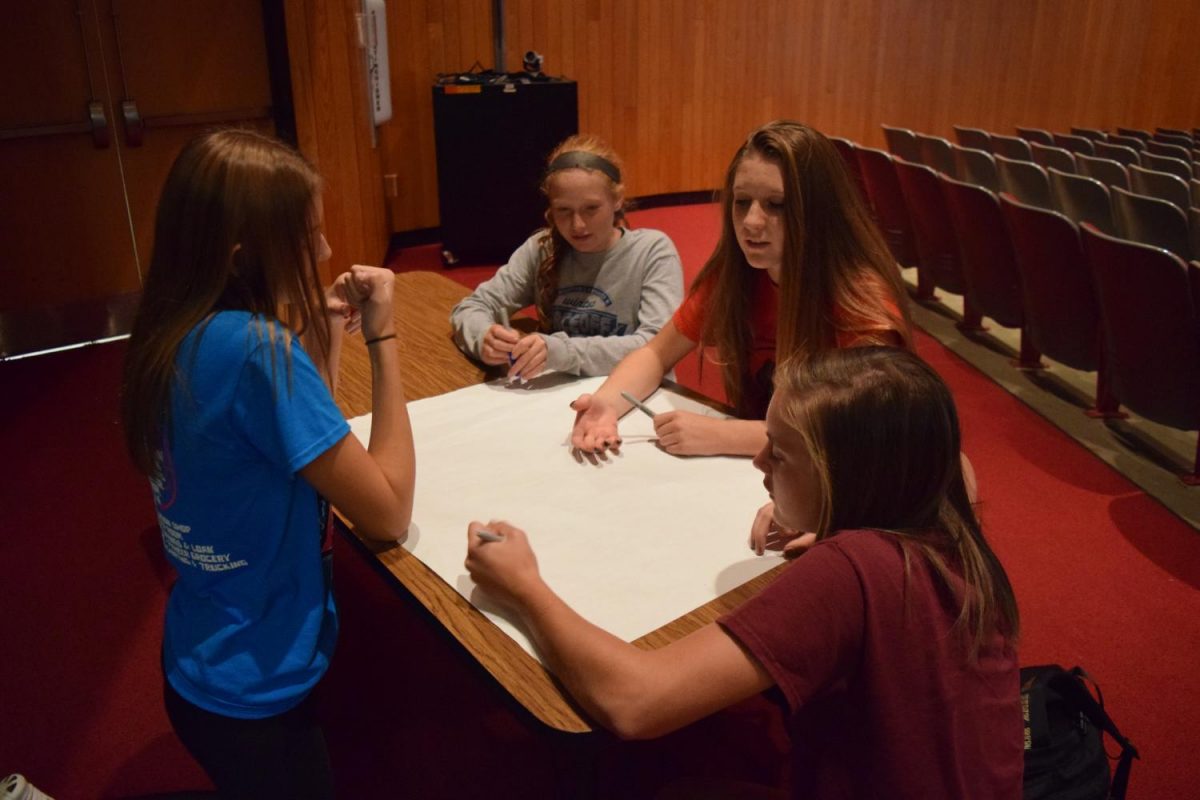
top-left (545, 151), bottom-right (621, 184)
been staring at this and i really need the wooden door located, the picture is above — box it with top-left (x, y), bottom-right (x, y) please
top-left (102, 0), bottom-right (275, 275)
top-left (0, 1), bottom-right (139, 313)
top-left (0, 0), bottom-right (274, 353)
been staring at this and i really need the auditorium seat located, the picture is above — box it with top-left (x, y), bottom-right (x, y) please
top-left (1048, 168), bottom-right (1115, 235)
top-left (1052, 132), bottom-right (1096, 156)
top-left (1076, 154), bottom-right (1130, 190)
top-left (1107, 134), bottom-right (1146, 151)
top-left (1155, 132), bottom-right (1194, 149)
top-left (1141, 152), bottom-right (1193, 182)
top-left (1094, 141), bottom-right (1142, 167)
top-left (992, 133), bottom-right (1034, 161)
top-left (1156, 127), bottom-right (1192, 141)
top-left (952, 145), bottom-right (1001, 192)
top-left (1070, 127), bottom-right (1108, 142)
top-left (1080, 224), bottom-right (1200, 484)
top-left (952, 125), bottom-right (991, 151)
top-left (1116, 127), bottom-right (1152, 141)
top-left (996, 155), bottom-right (1052, 209)
top-left (1146, 140), bottom-right (1192, 162)
top-left (1110, 186), bottom-right (1192, 259)
top-left (1192, 179), bottom-right (1200, 208)
top-left (939, 175), bottom-right (1035, 360)
top-left (855, 146), bottom-right (917, 268)
top-left (1015, 127), bottom-right (1054, 146)
top-left (1031, 142), bottom-right (1077, 174)
top-left (830, 136), bottom-right (869, 204)
top-left (1190, 209), bottom-right (1200, 264)
top-left (882, 124), bottom-right (921, 163)
top-left (893, 158), bottom-right (976, 318)
top-left (1000, 195), bottom-right (1116, 413)
top-left (916, 132), bottom-right (956, 176)
top-left (1128, 165), bottom-right (1191, 213)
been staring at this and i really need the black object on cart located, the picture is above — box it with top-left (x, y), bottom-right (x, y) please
top-left (432, 74), bottom-right (578, 266)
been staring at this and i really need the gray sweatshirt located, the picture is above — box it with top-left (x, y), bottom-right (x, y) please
top-left (450, 228), bottom-right (684, 376)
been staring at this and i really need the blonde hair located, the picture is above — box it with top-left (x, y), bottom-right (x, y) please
top-left (534, 134), bottom-right (627, 330)
top-left (774, 348), bottom-right (1019, 659)
top-left (122, 129), bottom-right (326, 477)
top-left (694, 121), bottom-right (913, 415)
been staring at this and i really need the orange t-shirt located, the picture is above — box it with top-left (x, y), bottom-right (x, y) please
top-left (672, 268), bottom-right (904, 415)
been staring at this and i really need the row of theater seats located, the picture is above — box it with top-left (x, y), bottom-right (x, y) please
top-left (827, 126), bottom-right (1200, 484)
top-left (886, 124), bottom-right (1200, 261)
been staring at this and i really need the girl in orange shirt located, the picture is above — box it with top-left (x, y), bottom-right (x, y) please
top-left (570, 120), bottom-right (912, 458)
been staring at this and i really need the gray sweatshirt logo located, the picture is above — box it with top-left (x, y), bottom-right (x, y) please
top-left (553, 285), bottom-right (626, 336)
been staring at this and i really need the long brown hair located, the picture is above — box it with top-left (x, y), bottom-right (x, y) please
top-left (535, 135), bottom-right (627, 330)
top-left (122, 128), bottom-right (326, 477)
top-left (773, 347), bottom-right (1019, 659)
top-left (695, 120), bottom-right (913, 412)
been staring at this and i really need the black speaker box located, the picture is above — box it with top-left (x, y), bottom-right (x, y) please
top-left (432, 79), bottom-right (578, 265)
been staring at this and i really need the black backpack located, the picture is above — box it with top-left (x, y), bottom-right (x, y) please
top-left (1020, 665), bottom-right (1139, 800)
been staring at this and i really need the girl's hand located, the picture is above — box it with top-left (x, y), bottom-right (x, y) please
top-left (325, 272), bottom-right (362, 334)
top-left (653, 410), bottom-right (727, 456)
top-left (465, 520), bottom-right (543, 609)
top-left (749, 501), bottom-right (816, 558)
top-left (344, 265), bottom-right (396, 339)
top-left (508, 334), bottom-right (548, 381)
top-left (570, 394), bottom-right (621, 453)
top-left (482, 324), bottom-right (520, 366)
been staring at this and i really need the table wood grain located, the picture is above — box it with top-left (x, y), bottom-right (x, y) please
top-left (334, 270), bottom-right (786, 733)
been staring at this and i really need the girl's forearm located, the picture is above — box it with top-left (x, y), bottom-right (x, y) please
top-left (365, 338), bottom-right (415, 532)
top-left (512, 577), bottom-right (770, 740)
top-left (719, 418), bottom-right (768, 456)
top-left (323, 323), bottom-right (344, 396)
top-left (299, 318), bottom-right (344, 395)
top-left (515, 581), bottom-right (662, 738)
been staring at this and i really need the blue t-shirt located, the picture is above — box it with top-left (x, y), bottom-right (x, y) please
top-left (152, 311), bottom-right (350, 719)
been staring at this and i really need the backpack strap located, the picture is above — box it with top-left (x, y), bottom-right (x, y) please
top-left (1049, 668), bottom-right (1140, 800)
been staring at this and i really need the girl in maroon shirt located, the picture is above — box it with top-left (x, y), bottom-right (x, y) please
top-left (466, 347), bottom-right (1022, 799)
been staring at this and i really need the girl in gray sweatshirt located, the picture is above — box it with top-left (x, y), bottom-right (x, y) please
top-left (451, 135), bottom-right (683, 379)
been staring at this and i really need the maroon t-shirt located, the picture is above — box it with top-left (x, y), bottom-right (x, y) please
top-left (720, 529), bottom-right (1022, 799)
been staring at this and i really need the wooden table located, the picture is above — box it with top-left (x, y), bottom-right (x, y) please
top-left (334, 270), bottom-right (785, 733)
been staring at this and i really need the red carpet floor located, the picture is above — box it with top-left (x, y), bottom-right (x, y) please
top-left (1, 203), bottom-right (1196, 798)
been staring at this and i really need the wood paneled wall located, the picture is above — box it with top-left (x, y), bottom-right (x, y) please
top-left (383, 0), bottom-right (493, 232)
top-left (286, 0), bottom-right (389, 281)
top-left (381, 0), bottom-right (1200, 234)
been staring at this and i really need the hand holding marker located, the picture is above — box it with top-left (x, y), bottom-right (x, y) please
top-left (497, 309), bottom-right (516, 366)
top-left (497, 308), bottom-right (524, 383)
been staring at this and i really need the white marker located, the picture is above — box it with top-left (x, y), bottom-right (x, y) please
top-left (620, 390), bottom-right (657, 419)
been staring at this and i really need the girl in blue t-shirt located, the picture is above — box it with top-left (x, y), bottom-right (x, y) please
top-left (122, 129), bottom-right (415, 797)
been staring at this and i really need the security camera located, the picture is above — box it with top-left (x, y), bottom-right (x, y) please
top-left (522, 50), bottom-right (544, 76)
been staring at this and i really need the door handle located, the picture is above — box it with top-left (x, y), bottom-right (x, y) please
top-left (122, 99), bottom-right (143, 147)
top-left (88, 100), bottom-right (110, 148)
top-left (109, 7), bottom-right (142, 147)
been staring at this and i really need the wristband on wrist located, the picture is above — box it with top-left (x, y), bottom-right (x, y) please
top-left (364, 333), bottom-right (397, 346)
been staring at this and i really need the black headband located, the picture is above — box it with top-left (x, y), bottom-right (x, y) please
top-left (546, 151), bottom-right (621, 184)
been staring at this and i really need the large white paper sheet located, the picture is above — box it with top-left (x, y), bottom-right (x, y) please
top-left (347, 374), bottom-right (781, 663)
